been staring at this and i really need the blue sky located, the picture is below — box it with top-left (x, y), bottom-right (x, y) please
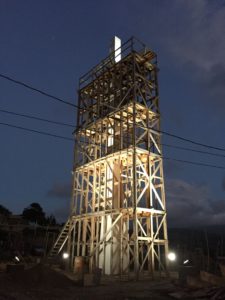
top-left (0, 0), bottom-right (225, 227)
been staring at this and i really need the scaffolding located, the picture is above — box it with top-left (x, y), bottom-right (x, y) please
top-left (50, 37), bottom-right (169, 278)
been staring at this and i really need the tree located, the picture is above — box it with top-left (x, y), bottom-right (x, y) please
top-left (22, 203), bottom-right (45, 225)
top-left (46, 214), bottom-right (57, 226)
top-left (0, 204), bottom-right (11, 216)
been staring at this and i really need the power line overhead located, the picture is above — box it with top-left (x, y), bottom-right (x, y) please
top-left (0, 108), bottom-right (75, 128)
top-left (0, 72), bottom-right (225, 153)
top-left (0, 73), bottom-right (77, 108)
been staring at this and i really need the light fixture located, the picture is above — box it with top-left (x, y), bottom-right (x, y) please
top-left (183, 259), bottom-right (189, 265)
top-left (62, 252), bottom-right (69, 259)
top-left (114, 36), bottom-right (121, 63)
top-left (167, 252), bottom-right (176, 261)
top-left (15, 256), bottom-right (20, 262)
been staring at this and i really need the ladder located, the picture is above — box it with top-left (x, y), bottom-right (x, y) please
top-left (48, 218), bottom-right (70, 258)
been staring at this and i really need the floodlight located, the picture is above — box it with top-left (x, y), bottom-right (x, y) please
top-left (167, 252), bottom-right (176, 261)
top-left (62, 252), bottom-right (69, 259)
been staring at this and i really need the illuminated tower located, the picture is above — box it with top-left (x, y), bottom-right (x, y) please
top-left (50, 37), bottom-right (168, 277)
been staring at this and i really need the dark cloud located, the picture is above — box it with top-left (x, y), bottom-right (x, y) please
top-left (165, 1), bottom-right (225, 69)
top-left (166, 178), bottom-right (225, 227)
top-left (162, 1), bottom-right (225, 113)
top-left (198, 64), bottom-right (225, 112)
top-left (46, 182), bottom-right (71, 222)
top-left (53, 204), bottom-right (70, 223)
top-left (210, 200), bottom-right (225, 215)
top-left (47, 182), bottom-right (71, 199)
top-left (222, 177), bottom-right (225, 191)
top-left (164, 160), bottom-right (183, 177)
top-left (207, 64), bottom-right (225, 90)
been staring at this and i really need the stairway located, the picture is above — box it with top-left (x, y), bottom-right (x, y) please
top-left (48, 218), bottom-right (70, 258)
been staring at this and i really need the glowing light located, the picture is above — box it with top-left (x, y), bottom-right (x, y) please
top-left (108, 127), bottom-right (114, 146)
top-left (62, 252), bottom-right (69, 259)
top-left (183, 259), bottom-right (189, 265)
top-left (168, 252), bottom-right (176, 261)
top-left (114, 36), bottom-right (121, 63)
top-left (15, 256), bottom-right (20, 262)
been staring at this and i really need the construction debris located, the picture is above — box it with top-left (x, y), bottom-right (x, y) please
top-left (200, 271), bottom-right (225, 286)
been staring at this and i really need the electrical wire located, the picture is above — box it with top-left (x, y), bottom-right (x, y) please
top-left (0, 73), bottom-right (78, 108)
top-left (0, 122), bottom-right (103, 147)
top-left (162, 143), bottom-right (225, 158)
top-left (163, 156), bottom-right (225, 170)
top-left (77, 114), bottom-right (225, 153)
top-left (3, 107), bottom-right (222, 159)
top-left (1, 106), bottom-right (225, 159)
top-left (0, 122), bottom-right (73, 141)
top-left (1, 72), bottom-right (225, 152)
top-left (159, 129), bottom-right (225, 153)
top-left (1, 121), bottom-right (225, 170)
top-left (0, 108), bottom-right (75, 128)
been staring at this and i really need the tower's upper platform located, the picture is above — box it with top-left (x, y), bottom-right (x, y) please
top-left (76, 37), bottom-right (159, 131)
top-left (79, 37), bottom-right (157, 90)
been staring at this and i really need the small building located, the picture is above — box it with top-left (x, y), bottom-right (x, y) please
top-left (0, 214), bottom-right (28, 232)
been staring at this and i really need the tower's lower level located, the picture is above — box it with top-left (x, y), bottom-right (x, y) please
top-left (67, 147), bottom-right (168, 276)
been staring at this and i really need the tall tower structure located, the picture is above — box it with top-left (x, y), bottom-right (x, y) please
top-left (50, 37), bottom-right (168, 277)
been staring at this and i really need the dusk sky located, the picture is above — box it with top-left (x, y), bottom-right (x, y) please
top-left (0, 0), bottom-right (225, 227)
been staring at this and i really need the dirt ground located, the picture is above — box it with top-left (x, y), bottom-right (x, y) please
top-left (0, 264), bottom-right (218, 300)
top-left (0, 264), bottom-right (180, 300)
